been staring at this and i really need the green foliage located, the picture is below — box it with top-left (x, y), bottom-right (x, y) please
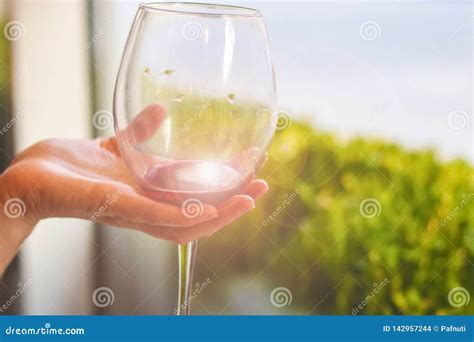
top-left (140, 75), bottom-right (273, 160)
top-left (0, 19), bottom-right (13, 172)
top-left (199, 120), bottom-right (474, 315)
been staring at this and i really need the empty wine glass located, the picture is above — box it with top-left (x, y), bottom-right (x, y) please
top-left (114, 2), bottom-right (276, 315)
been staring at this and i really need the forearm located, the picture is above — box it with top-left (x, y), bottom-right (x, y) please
top-left (0, 174), bottom-right (36, 276)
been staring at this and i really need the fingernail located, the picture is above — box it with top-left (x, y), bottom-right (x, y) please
top-left (254, 185), bottom-right (269, 199)
top-left (240, 197), bottom-right (255, 213)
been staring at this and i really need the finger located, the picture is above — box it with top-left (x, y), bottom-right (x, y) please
top-left (101, 104), bottom-right (167, 155)
top-left (243, 179), bottom-right (269, 201)
top-left (217, 194), bottom-right (255, 225)
top-left (102, 189), bottom-right (218, 227)
top-left (98, 189), bottom-right (267, 244)
top-left (125, 195), bottom-right (255, 244)
top-left (123, 104), bottom-right (167, 146)
top-left (175, 195), bottom-right (255, 242)
top-left (189, 182), bottom-right (269, 239)
top-left (164, 183), bottom-right (269, 242)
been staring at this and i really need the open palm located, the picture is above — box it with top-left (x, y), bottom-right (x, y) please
top-left (1, 105), bottom-right (268, 244)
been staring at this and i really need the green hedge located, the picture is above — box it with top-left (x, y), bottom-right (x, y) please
top-left (199, 120), bottom-right (474, 315)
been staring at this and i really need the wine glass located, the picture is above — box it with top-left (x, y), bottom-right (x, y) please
top-left (113, 2), bottom-right (276, 315)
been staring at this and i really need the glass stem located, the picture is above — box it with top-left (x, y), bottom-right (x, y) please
top-left (177, 239), bottom-right (197, 315)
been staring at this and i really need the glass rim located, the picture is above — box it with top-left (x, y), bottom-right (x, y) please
top-left (139, 2), bottom-right (262, 18)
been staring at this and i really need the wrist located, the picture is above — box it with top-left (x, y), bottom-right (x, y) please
top-left (0, 173), bottom-right (37, 276)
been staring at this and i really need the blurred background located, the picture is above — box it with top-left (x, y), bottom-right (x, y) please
top-left (0, 0), bottom-right (472, 315)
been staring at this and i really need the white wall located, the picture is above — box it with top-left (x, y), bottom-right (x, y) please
top-left (11, 0), bottom-right (94, 314)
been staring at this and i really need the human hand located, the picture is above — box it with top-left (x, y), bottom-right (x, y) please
top-left (0, 105), bottom-right (268, 273)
